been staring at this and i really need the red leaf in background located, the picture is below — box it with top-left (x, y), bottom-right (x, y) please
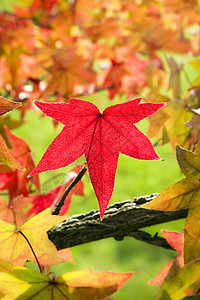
top-left (13, 0), bottom-right (58, 25)
top-left (148, 230), bottom-right (184, 286)
top-left (0, 195), bottom-right (30, 226)
top-left (0, 127), bottom-right (40, 199)
top-left (30, 0), bottom-right (58, 11)
top-left (26, 186), bottom-right (60, 218)
top-left (101, 58), bottom-right (147, 100)
top-left (27, 165), bottom-right (84, 217)
top-left (0, 171), bottom-right (18, 199)
top-left (29, 98), bottom-right (164, 218)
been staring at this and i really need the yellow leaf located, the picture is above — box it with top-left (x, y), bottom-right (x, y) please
top-left (0, 208), bottom-right (66, 266)
top-left (0, 267), bottom-right (133, 300)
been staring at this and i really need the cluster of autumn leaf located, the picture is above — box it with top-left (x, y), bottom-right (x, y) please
top-left (0, 0), bottom-right (199, 298)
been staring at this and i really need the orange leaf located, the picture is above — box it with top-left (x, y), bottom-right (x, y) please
top-left (43, 45), bottom-right (93, 96)
top-left (0, 195), bottom-right (30, 226)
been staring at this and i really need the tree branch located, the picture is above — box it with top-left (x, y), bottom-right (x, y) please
top-left (48, 194), bottom-right (188, 250)
top-left (129, 230), bottom-right (174, 250)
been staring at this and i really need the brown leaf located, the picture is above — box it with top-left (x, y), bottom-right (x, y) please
top-left (0, 97), bottom-right (21, 116)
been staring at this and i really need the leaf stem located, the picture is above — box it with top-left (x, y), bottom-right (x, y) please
top-left (47, 271), bottom-right (56, 281)
top-left (52, 164), bottom-right (87, 215)
top-left (18, 230), bottom-right (43, 274)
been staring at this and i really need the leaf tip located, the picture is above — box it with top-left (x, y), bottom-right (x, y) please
top-left (27, 172), bottom-right (32, 178)
top-left (27, 168), bottom-right (38, 178)
top-left (19, 165), bottom-right (26, 171)
top-left (141, 203), bottom-right (147, 209)
top-left (33, 100), bottom-right (40, 108)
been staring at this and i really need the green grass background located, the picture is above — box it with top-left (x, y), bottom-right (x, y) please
top-left (0, 1), bottom-right (189, 298)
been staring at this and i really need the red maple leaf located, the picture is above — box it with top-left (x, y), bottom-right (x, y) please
top-left (29, 98), bottom-right (164, 218)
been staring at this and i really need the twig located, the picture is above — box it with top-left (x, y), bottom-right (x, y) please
top-left (52, 165), bottom-right (87, 215)
top-left (129, 230), bottom-right (174, 250)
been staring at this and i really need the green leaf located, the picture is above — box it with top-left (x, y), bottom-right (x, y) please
top-left (158, 258), bottom-right (200, 300)
top-left (142, 145), bottom-right (200, 263)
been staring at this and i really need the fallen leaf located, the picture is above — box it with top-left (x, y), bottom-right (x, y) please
top-left (0, 266), bottom-right (133, 299)
top-left (0, 208), bottom-right (66, 266)
top-left (29, 98), bottom-right (164, 218)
